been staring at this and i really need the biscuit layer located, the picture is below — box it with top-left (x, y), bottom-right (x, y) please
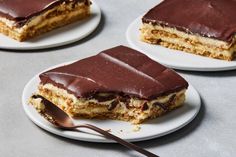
top-left (29, 83), bottom-right (186, 124)
top-left (140, 23), bottom-right (236, 61)
top-left (0, 1), bottom-right (90, 41)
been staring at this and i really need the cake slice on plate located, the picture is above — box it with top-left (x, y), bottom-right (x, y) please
top-left (29, 46), bottom-right (188, 124)
top-left (0, 0), bottom-right (90, 41)
top-left (140, 0), bottom-right (236, 61)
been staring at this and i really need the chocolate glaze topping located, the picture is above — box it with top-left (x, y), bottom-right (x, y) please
top-left (0, 0), bottom-right (87, 26)
top-left (40, 46), bottom-right (188, 100)
top-left (142, 0), bottom-right (236, 42)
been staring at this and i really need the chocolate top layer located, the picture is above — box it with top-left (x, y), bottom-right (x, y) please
top-left (142, 0), bottom-right (236, 42)
top-left (40, 46), bottom-right (188, 100)
top-left (0, 0), bottom-right (86, 25)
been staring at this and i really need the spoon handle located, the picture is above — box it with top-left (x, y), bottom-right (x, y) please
top-left (73, 124), bottom-right (159, 157)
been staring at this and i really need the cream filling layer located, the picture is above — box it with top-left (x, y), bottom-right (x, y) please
top-left (0, 1), bottom-right (89, 34)
top-left (141, 23), bottom-right (236, 50)
top-left (30, 83), bottom-right (186, 123)
top-left (40, 83), bottom-right (185, 107)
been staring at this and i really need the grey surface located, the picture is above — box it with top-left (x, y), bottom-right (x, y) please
top-left (0, 0), bottom-right (235, 157)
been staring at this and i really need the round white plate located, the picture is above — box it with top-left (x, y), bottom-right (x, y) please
top-left (22, 61), bottom-right (201, 143)
top-left (126, 16), bottom-right (236, 71)
top-left (0, 1), bottom-right (101, 50)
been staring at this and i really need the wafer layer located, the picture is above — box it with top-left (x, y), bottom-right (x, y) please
top-left (0, 0), bottom-right (90, 41)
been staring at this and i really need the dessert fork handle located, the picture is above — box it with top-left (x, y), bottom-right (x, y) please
top-left (69, 124), bottom-right (159, 157)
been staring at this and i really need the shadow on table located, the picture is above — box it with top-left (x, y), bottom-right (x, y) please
top-left (177, 69), bottom-right (236, 78)
top-left (0, 12), bottom-right (105, 53)
top-left (135, 96), bottom-right (205, 148)
top-left (34, 95), bottom-right (205, 157)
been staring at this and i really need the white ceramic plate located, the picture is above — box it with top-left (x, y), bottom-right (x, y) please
top-left (0, 1), bottom-right (101, 50)
top-left (126, 16), bottom-right (236, 71)
top-left (22, 61), bottom-right (201, 143)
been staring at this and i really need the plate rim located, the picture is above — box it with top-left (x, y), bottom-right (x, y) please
top-left (0, 0), bottom-right (101, 50)
top-left (22, 61), bottom-right (201, 143)
top-left (126, 16), bottom-right (236, 72)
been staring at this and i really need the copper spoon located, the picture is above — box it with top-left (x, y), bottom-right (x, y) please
top-left (33, 95), bottom-right (159, 157)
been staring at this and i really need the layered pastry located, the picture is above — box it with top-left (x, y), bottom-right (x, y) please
top-left (29, 46), bottom-right (189, 124)
top-left (0, 0), bottom-right (90, 41)
top-left (140, 0), bottom-right (236, 61)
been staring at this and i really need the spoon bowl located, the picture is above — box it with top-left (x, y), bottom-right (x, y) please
top-left (31, 95), bottom-right (159, 157)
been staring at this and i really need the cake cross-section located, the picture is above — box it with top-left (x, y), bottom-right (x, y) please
top-left (0, 0), bottom-right (90, 41)
top-left (140, 0), bottom-right (236, 61)
top-left (29, 46), bottom-right (189, 124)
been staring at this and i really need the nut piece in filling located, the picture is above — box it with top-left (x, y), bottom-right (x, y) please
top-left (29, 45), bottom-right (189, 124)
top-left (140, 0), bottom-right (236, 61)
top-left (0, 0), bottom-right (90, 41)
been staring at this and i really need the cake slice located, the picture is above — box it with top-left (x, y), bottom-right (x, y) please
top-left (140, 0), bottom-right (236, 61)
top-left (0, 0), bottom-right (90, 41)
top-left (29, 46), bottom-right (188, 124)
